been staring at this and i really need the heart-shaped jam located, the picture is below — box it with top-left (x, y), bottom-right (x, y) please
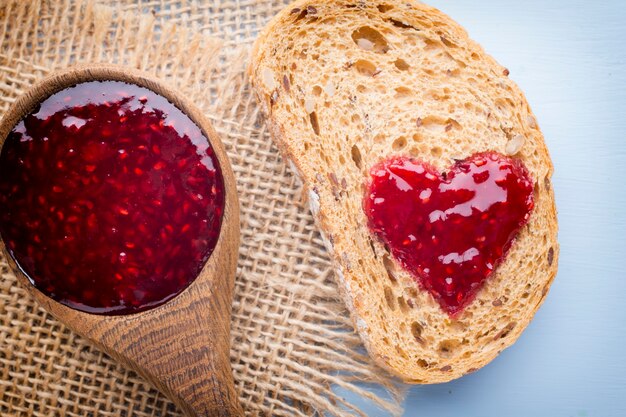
top-left (0, 81), bottom-right (225, 315)
top-left (365, 152), bottom-right (534, 316)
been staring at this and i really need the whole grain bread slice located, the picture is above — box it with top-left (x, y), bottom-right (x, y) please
top-left (249, 0), bottom-right (558, 383)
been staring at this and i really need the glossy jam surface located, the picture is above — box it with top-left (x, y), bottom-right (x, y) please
top-left (365, 152), bottom-right (534, 316)
top-left (0, 81), bottom-right (225, 315)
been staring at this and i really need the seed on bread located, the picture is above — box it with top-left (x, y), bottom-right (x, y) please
top-left (505, 134), bottom-right (526, 155)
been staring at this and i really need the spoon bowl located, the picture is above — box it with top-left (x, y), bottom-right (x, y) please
top-left (0, 65), bottom-right (242, 417)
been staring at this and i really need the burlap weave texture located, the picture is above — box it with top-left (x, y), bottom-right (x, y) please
top-left (0, 0), bottom-right (405, 416)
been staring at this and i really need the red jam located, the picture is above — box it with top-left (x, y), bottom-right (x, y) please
top-left (365, 152), bottom-right (534, 316)
top-left (0, 81), bottom-right (225, 315)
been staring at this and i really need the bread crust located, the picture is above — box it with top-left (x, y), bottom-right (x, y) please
top-left (250, 0), bottom-right (558, 383)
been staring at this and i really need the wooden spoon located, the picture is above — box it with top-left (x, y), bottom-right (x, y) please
top-left (0, 65), bottom-right (243, 417)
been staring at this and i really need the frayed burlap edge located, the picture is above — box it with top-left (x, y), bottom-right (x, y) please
top-left (0, 1), bottom-right (406, 416)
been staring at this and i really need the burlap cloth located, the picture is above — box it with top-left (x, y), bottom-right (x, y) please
top-left (0, 1), bottom-right (406, 416)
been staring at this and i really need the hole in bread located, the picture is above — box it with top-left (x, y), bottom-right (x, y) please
top-left (377, 4), bottom-right (394, 13)
top-left (394, 87), bottom-right (412, 99)
top-left (439, 35), bottom-right (457, 48)
top-left (397, 296), bottom-right (409, 313)
top-left (418, 115), bottom-right (460, 133)
top-left (354, 59), bottom-right (378, 77)
top-left (368, 238), bottom-right (377, 258)
top-left (417, 359), bottom-right (429, 369)
top-left (357, 84), bottom-right (368, 93)
top-left (495, 98), bottom-right (514, 118)
top-left (521, 292), bottom-right (530, 299)
top-left (351, 144), bottom-right (362, 169)
top-left (395, 345), bottom-right (409, 360)
top-left (394, 58), bottom-right (410, 71)
top-left (437, 339), bottom-right (461, 358)
top-left (447, 118), bottom-right (461, 130)
top-left (449, 320), bottom-right (467, 332)
top-left (312, 85), bottom-right (322, 96)
top-left (493, 322), bottom-right (517, 341)
top-left (384, 286), bottom-right (396, 311)
top-left (548, 247), bottom-right (555, 266)
top-left (533, 182), bottom-right (540, 200)
top-left (479, 326), bottom-right (496, 339)
top-left (382, 254), bottom-right (398, 285)
top-left (423, 38), bottom-right (439, 51)
top-left (392, 136), bottom-right (408, 151)
top-left (387, 18), bottom-right (417, 30)
top-left (309, 111), bottom-right (320, 135)
top-left (471, 52), bottom-right (480, 60)
top-left (352, 26), bottom-right (390, 53)
top-left (426, 89), bottom-right (450, 102)
top-left (430, 146), bottom-right (442, 157)
top-left (406, 287), bottom-right (418, 299)
top-left (544, 176), bottom-right (551, 191)
top-left (411, 322), bottom-right (425, 345)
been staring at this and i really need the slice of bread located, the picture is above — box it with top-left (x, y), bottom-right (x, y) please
top-left (249, 0), bottom-right (558, 383)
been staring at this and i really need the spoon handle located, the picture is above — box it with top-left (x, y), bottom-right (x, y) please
top-left (89, 218), bottom-right (243, 416)
top-left (22, 239), bottom-right (244, 416)
top-left (118, 300), bottom-right (243, 417)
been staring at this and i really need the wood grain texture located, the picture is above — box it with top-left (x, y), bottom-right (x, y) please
top-left (0, 65), bottom-right (243, 417)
